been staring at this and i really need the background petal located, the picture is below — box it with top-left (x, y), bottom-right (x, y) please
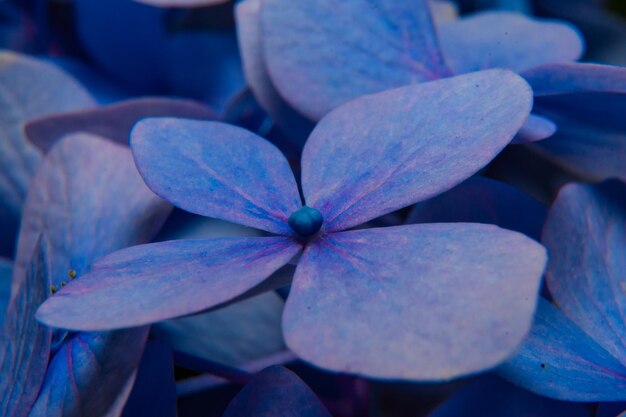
top-left (0, 51), bottom-right (95, 255)
top-left (132, 118), bottom-right (301, 235)
top-left (302, 70), bottom-right (533, 232)
top-left (133, 0), bottom-right (228, 7)
top-left (407, 176), bottom-right (547, 240)
top-left (0, 259), bottom-right (10, 324)
top-left (38, 237), bottom-right (301, 330)
top-left (543, 181), bottom-right (626, 367)
top-left (261, 0), bottom-right (451, 120)
top-left (525, 63), bottom-right (626, 181)
top-left (222, 366), bottom-right (332, 417)
top-left (283, 224), bottom-right (546, 380)
top-left (439, 12), bottom-right (584, 74)
top-left (498, 298), bottom-right (626, 401)
top-left (25, 97), bottom-right (216, 153)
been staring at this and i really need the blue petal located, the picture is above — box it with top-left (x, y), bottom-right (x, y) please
top-left (429, 0), bottom-right (458, 25)
top-left (439, 12), bottom-right (584, 74)
top-left (131, 118), bottom-right (301, 235)
top-left (4, 133), bottom-right (171, 415)
top-left (302, 70), bottom-right (533, 232)
top-left (430, 374), bottom-right (589, 417)
top-left (121, 339), bottom-right (176, 417)
top-left (0, 258), bottom-right (10, 324)
top-left (133, 0), bottom-right (228, 7)
top-left (543, 180), bottom-right (626, 367)
top-left (0, 236), bottom-right (52, 416)
top-left (513, 114), bottom-right (557, 144)
top-left (25, 97), bottom-right (216, 153)
top-left (407, 176), bottom-right (547, 240)
top-left (235, 0), bottom-right (314, 144)
top-left (37, 237), bottom-right (301, 330)
top-left (153, 292), bottom-right (286, 366)
top-left (261, 0), bottom-right (451, 120)
top-left (222, 366), bottom-right (331, 417)
top-left (0, 51), bottom-right (95, 242)
top-left (498, 298), bottom-right (626, 401)
top-left (525, 63), bottom-right (626, 181)
top-left (283, 224), bottom-right (546, 380)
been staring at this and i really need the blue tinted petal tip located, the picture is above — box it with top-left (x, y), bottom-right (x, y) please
top-left (288, 206), bottom-right (323, 237)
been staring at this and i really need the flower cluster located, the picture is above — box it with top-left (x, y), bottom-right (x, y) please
top-left (0, 0), bottom-right (625, 416)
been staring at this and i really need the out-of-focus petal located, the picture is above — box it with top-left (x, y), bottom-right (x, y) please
top-left (131, 118), bottom-right (301, 235)
top-left (525, 63), bottom-right (626, 181)
top-left (133, 0), bottom-right (228, 7)
top-left (302, 70), bottom-right (532, 232)
top-left (407, 176), bottom-right (547, 240)
top-left (261, 0), bottom-right (451, 120)
top-left (0, 259), bottom-right (10, 324)
top-left (222, 366), bottom-right (332, 417)
top-left (439, 12), bottom-right (584, 74)
top-left (429, 0), bottom-right (458, 25)
top-left (513, 114), bottom-right (557, 144)
top-left (25, 98), bottom-right (216, 153)
top-left (37, 237), bottom-right (301, 330)
top-left (543, 181), bottom-right (626, 366)
top-left (498, 299), bottom-right (626, 401)
top-left (284, 224), bottom-right (546, 380)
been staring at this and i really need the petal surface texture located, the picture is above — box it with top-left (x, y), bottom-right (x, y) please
top-left (131, 118), bottom-right (301, 235)
top-left (222, 366), bottom-right (331, 417)
top-left (261, 0), bottom-right (451, 120)
top-left (302, 70), bottom-right (533, 232)
top-left (544, 181), bottom-right (626, 367)
top-left (283, 224), bottom-right (547, 380)
top-left (526, 63), bottom-right (626, 181)
top-left (439, 12), bottom-right (584, 74)
top-left (37, 237), bottom-right (301, 330)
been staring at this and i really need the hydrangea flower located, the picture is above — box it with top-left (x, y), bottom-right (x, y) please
top-left (497, 180), bottom-right (626, 401)
top-left (39, 71), bottom-right (547, 381)
top-left (0, 134), bottom-right (171, 416)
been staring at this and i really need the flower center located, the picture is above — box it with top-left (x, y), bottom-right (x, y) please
top-left (288, 206), bottom-right (323, 237)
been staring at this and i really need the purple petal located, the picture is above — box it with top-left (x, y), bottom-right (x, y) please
top-left (302, 70), bottom-right (533, 232)
top-left (524, 63), bottom-right (626, 181)
top-left (283, 224), bottom-right (546, 380)
top-left (0, 51), bottom-right (95, 229)
top-left (235, 0), bottom-right (314, 141)
top-left (2, 133), bottom-right (171, 415)
top-left (430, 374), bottom-right (590, 417)
top-left (513, 114), bottom-right (557, 144)
top-left (0, 237), bottom-right (52, 416)
top-left (261, 0), bottom-right (451, 120)
top-left (222, 366), bottom-right (331, 417)
top-left (133, 0), bottom-right (227, 6)
top-left (543, 181), bottom-right (626, 367)
top-left (430, 0), bottom-right (458, 25)
top-left (407, 176), bottom-right (547, 240)
top-left (131, 118), bottom-right (301, 235)
top-left (439, 12), bottom-right (584, 74)
top-left (25, 97), bottom-right (216, 153)
top-left (498, 298), bottom-right (626, 401)
top-left (37, 237), bottom-right (301, 330)
top-left (29, 329), bottom-right (149, 417)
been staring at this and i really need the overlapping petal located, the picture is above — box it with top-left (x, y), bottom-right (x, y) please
top-left (261, 0), bottom-right (451, 120)
top-left (37, 237), bottom-right (301, 330)
top-left (132, 118), bottom-right (301, 235)
top-left (439, 12), bottom-right (584, 74)
top-left (222, 366), bottom-right (331, 417)
top-left (0, 259), bottom-right (10, 324)
top-left (283, 224), bottom-right (546, 380)
top-left (525, 63), bottom-right (626, 181)
top-left (302, 71), bottom-right (533, 232)
top-left (25, 98), bottom-right (215, 153)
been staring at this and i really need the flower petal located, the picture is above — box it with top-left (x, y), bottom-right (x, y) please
top-left (283, 224), bottom-right (546, 380)
top-left (302, 70), bottom-right (533, 232)
top-left (0, 259), bottom-right (10, 324)
top-left (261, 0), bottom-right (451, 120)
top-left (131, 118), bottom-right (301, 235)
top-left (0, 51), bottom-right (95, 240)
top-left (439, 12), bottom-right (584, 74)
top-left (407, 176), bottom-right (547, 240)
top-left (542, 180), bottom-right (626, 367)
top-left (498, 298), bottom-right (626, 401)
top-left (37, 237), bottom-right (301, 330)
top-left (513, 114), bottom-right (557, 144)
top-left (222, 366), bottom-right (331, 417)
top-left (525, 63), bottom-right (626, 181)
top-left (25, 97), bottom-right (216, 153)
top-left (133, 0), bottom-right (227, 7)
